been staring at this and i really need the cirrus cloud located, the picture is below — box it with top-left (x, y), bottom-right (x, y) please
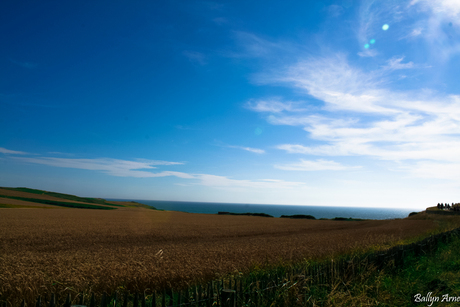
top-left (275, 159), bottom-right (361, 171)
top-left (5, 149), bottom-right (304, 190)
top-left (10, 156), bottom-right (186, 178)
top-left (0, 147), bottom-right (29, 155)
top-left (249, 51), bottom-right (460, 182)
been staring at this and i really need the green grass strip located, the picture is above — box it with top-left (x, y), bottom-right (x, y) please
top-left (0, 196), bottom-right (117, 210)
top-left (1, 187), bottom-right (124, 207)
top-left (281, 233), bottom-right (460, 306)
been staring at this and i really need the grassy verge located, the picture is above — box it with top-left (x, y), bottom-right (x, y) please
top-left (239, 230), bottom-right (460, 306)
top-left (303, 233), bottom-right (460, 306)
top-left (0, 187), bottom-right (158, 210)
top-left (0, 187), bottom-right (124, 207)
top-left (0, 196), bottom-right (117, 210)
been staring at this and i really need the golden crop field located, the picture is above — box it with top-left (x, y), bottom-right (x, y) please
top-left (0, 206), bottom-right (438, 304)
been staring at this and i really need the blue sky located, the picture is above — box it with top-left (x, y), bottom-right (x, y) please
top-left (1, 0), bottom-right (460, 209)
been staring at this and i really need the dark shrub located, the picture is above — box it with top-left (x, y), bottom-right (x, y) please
top-left (280, 214), bottom-right (316, 220)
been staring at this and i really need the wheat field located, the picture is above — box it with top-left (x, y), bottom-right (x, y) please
top-left (0, 207), bottom-right (435, 304)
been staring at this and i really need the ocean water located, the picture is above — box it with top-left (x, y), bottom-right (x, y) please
top-left (108, 199), bottom-right (418, 220)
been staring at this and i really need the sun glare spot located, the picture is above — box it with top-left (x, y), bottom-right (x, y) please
top-left (382, 24), bottom-right (389, 31)
top-left (370, 39), bottom-right (376, 44)
top-left (364, 44), bottom-right (370, 49)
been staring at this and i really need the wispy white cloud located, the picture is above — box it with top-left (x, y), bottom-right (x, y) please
top-left (245, 98), bottom-right (306, 113)
top-left (7, 152), bottom-right (306, 190)
top-left (151, 171), bottom-right (196, 179)
top-left (226, 31), bottom-right (293, 59)
top-left (400, 27), bottom-right (423, 40)
top-left (183, 51), bottom-right (207, 65)
top-left (356, 0), bottom-right (403, 50)
top-left (275, 53), bottom-right (460, 118)
top-left (227, 145), bottom-right (265, 154)
top-left (47, 152), bottom-right (76, 156)
top-left (10, 156), bottom-right (186, 178)
top-left (193, 174), bottom-right (304, 189)
top-left (326, 5), bottom-right (345, 18)
top-left (357, 49), bottom-right (378, 57)
top-left (0, 147), bottom-right (29, 155)
top-left (354, 0), bottom-right (460, 61)
top-left (276, 143), bottom-right (365, 156)
top-left (357, 0), bottom-right (375, 46)
top-left (411, 0), bottom-right (460, 22)
top-left (277, 54), bottom-right (397, 114)
top-left (411, 28), bottom-right (423, 36)
top-left (250, 52), bottom-right (460, 181)
top-left (382, 56), bottom-right (415, 70)
top-left (409, 0), bottom-right (460, 60)
top-left (174, 124), bottom-right (202, 131)
top-left (215, 140), bottom-right (265, 154)
top-left (232, 32), bottom-right (279, 57)
top-left (403, 161), bottom-right (460, 181)
top-left (275, 159), bottom-right (360, 171)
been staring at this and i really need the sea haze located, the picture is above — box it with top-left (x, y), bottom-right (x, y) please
top-left (107, 199), bottom-right (417, 220)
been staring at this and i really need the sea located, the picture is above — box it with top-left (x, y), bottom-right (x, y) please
top-left (107, 199), bottom-right (419, 220)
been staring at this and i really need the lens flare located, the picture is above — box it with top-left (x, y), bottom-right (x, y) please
top-left (370, 39), bottom-right (376, 44)
top-left (254, 127), bottom-right (263, 135)
top-left (364, 44), bottom-right (370, 49)
top-left (382, 24), bottom-right (389, 31)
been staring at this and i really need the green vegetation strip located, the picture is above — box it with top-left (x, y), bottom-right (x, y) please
top-left (331, 217), bottom-right (367, 221)
top-left (281, 214), bottom-right (316, 219)
top-left (218, 211), bottom-right (274, 218)
top-left (0, 196), bottom-right (117, 210)
top-left (1, 187), bottom-right (124, 207)
top-left (302, 233), bottom-right (460, 306)
top-left (218, 212), bottom-right (369, 220)
top-left (233, 231), bottom-right (460, 306)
